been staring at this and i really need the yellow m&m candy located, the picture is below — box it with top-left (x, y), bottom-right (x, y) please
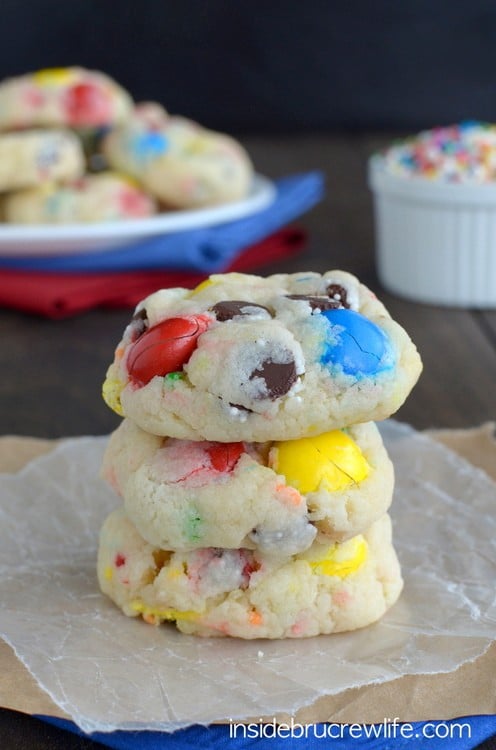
top-left (190, 273), bottom-right (250, 297)
top-left (270, 430), bottom-right (370, 494)
top-left (189, 277), bottom-right (214, 295)
top-left (33, 67), bottom-right (77, 86)
top-left (303, 535), bottom-right (368, 578)
top-left (131, 600), bottom-right (199, 623)
top-left (102, 375), bottom-right (124, 416)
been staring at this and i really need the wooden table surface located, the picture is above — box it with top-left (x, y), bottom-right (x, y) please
top-left (0, 132), bottom-right (495, 439)
top-left (0, 133), bottom-right (495, 750)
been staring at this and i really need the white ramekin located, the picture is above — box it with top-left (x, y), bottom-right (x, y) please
top-left (368, 155), bottom-right (496, 308)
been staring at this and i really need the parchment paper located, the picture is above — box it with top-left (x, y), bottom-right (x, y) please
top-left (0, 421), bottom-right (495, 733)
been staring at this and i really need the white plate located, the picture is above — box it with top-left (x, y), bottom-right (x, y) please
top-left (0, 174), bottom-right (276, 257)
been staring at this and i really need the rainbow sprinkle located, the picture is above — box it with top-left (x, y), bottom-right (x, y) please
top-left (381, 121), bottom-right (496, 183)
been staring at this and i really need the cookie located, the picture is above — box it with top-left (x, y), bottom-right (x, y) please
top-left (98, 510), bottom-right (402, 639)
top-left (3, 172), bottom-right (156, 223)
top-left (102, 419), bottom-right (393, 553)
top-left (102, 102), bottom-right (253, 208)
top-left (0, 67), bottom-right (132, 131)
top-left (0, 129), bottom-right (84, 192)
top-left (102, 270), bottom-right (423, 441)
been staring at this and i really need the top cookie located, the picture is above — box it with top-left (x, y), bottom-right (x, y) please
top-left (0, 67), bottom-right (132, 131)
top-left (102, 270), bottom-right (422, 441)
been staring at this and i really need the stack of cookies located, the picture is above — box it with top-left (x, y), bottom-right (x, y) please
top-left (98, 270), bottom-right (422, 639)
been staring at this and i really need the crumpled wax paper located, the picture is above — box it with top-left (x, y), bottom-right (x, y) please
top-left (0, 420), bottom-right (495, 734)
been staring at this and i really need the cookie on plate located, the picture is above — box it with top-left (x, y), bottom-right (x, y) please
top-left (102, 102), bottom-right (253, 208)
top-left (98, 509), bottom-right (402, 639)
top-left (0, 129), bottom-right (84, 192)
top-left (102, 419), bottom-right (393, 553)
top-left (0, 67), bottom-right (132, 131)
top-left (3, 171), bottom-right (156, 223)
top-left (102, 270), bottom-right (423, 441)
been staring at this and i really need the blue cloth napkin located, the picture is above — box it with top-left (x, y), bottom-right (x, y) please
top-left (0, 172), bottom-right (324, 273)
top-left (38, 715), bottom-right (496, 750)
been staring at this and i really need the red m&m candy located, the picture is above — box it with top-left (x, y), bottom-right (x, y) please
top-left (64, 82), bottom-right (111, 126)
top-left (206, 442), bottom-right (244, 472)
top-left (127, 315), bottom-right (210, 386)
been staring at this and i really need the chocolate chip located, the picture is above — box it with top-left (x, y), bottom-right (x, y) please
top-left (133, 308), bottom-right (148, 322)
top-left (229, 402), bottom-right (254, 413)
top-left (210, 300), bottom-right (272, 321)
top-left (130, 308), bottom-right (148, 339)
top-left (285, 294), bottom-right (341, 311)
top-left (249, 357), bottom-right (297, 399)
top-left (325, 283), bottom-right (350, 308)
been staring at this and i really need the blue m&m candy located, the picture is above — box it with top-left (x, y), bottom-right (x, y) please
top-left (320, 308), bottom-right (394, 377)
top-left (132, 131), bottom-right (169, 162)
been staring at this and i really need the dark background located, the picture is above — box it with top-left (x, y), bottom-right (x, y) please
top-left (1, 0), bottom-right (496, 133)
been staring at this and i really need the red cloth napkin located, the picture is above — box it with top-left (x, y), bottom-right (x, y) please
top-left (0, 228), bottom-right (306, 319)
